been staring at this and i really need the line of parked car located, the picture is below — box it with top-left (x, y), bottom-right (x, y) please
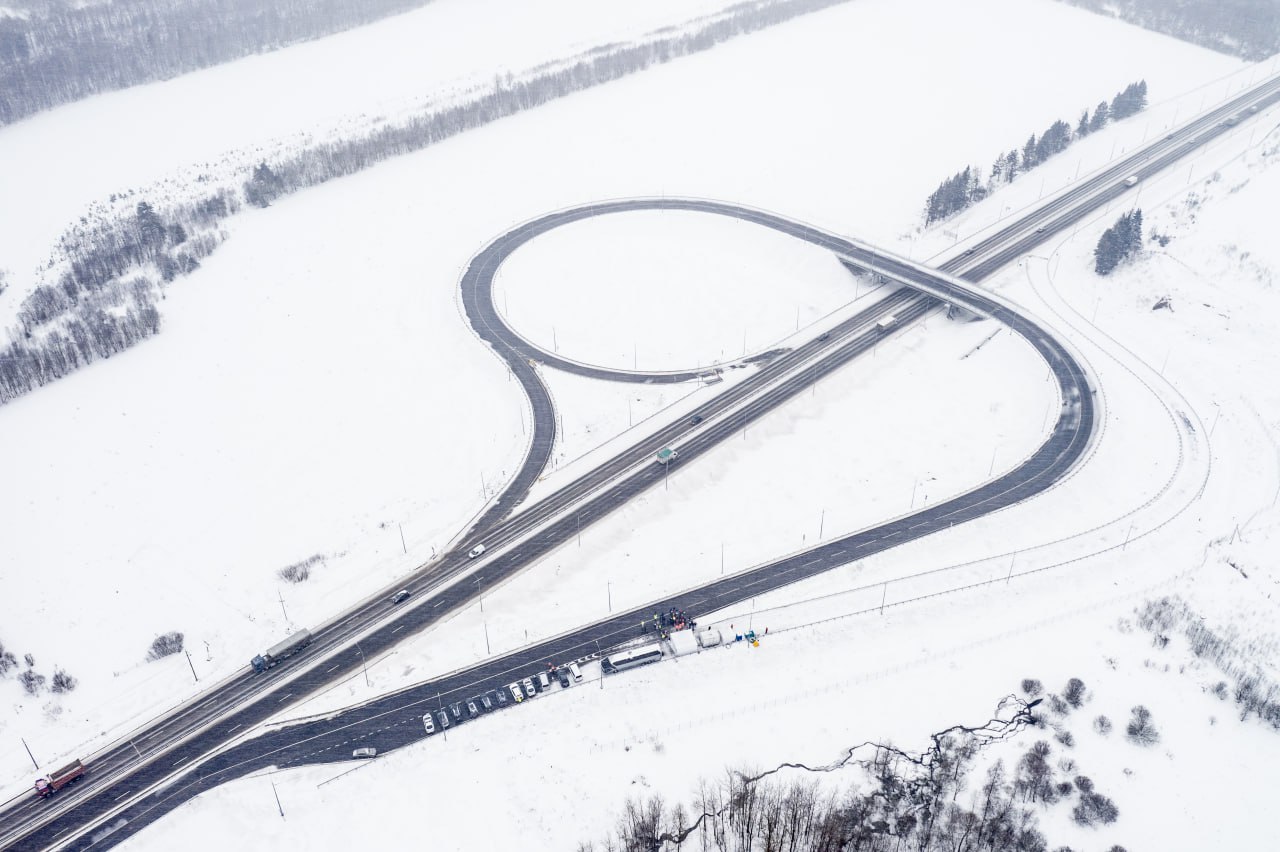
top-left (422, 662), bottom-right (583, 735)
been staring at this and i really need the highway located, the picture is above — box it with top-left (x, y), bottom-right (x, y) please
top-left (4, 71), bottom-right (1278, 852)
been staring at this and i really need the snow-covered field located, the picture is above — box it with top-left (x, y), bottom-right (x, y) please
top-left (1, 0), bottom-right (1277, 846)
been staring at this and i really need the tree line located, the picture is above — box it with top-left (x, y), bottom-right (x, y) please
top-left (0, 0), bottom-right (852, 407)
top-left (925, 81), bottom-right (1148, 224)
top-left (0, 0), bottom-right (446, 126)
top-left (1059, 0), bottom-right (1280, 61)
top-left (579, 691), bottom-right (1132, 851)
top-left (0, 191), bottom-right (234, 406)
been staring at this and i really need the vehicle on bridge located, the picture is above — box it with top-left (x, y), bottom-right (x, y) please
top-left (34, 759), bottom-right (85, 799)
top-left (655, 447), bottom-right (678, 465)
top-left (250, 629), bottom-right (313, 673)
top-left (875, 315), bottom-right (898, 332)
top-left (1123, 174), bottom-right (1139, 187)
top-left (601, 643), bottom-right (664, 674)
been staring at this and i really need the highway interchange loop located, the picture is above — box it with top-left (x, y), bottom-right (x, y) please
top-left (9, 71), bottom-right (1279, 851)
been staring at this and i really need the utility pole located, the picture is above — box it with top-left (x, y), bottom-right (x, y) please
top-left (607, 581), bottom-right (612, 613)
top-left (398, 523), bottom-right (407, 555)
top-left (1006, 553), bottom-right (1016, 584)
top-left (484, 621), bottom-right (491, 656)
top-left (184, 650), bottom-right (198, 683)
top-left (20, 737), bottom-right (38, 770)
top-left (989, 446), bottom-right (999, 477)
top-left (819, 509), bottom-right (825, 541)
top-left (277, 590), bottom-right (288, 621)
top-left (272, 781), bottom-right (285, 818)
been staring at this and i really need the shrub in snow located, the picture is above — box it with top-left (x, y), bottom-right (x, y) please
top-left (50, 668), bottom-right (78, 693)
top-left (1093, 715), bottom-right (1112, 736)
top-left (1048, 694), bottom-right (1069, 715)
top-left (1074, 776), bottom-right (1094, 794)
top-left (24, 652), bottom-right (35, 668)
top-left (1126, 705), bottom-right (1159, 746)
top-left (1054, 729), bottom-right (1075, 748)
top-left (279, 554), bottom-right (323, 584)
top-left (1072, 791), bottom-right (1120, 826)
top-left (19, 669), bottom-right (46, 695)
top-left (1063, 677), bottom-right (1086, 708)
top-left (0, 639), bottom-right (17, 676)
top-left (148, 631), bottom-right (185, 661)
top-left (1021, 678), bottom-right (1044, 697)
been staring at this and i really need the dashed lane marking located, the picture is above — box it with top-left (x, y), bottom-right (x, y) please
top-left (277, 694), bottom-right (292, 704)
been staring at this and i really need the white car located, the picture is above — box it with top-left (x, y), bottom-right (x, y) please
top-left (422, 714), bottom-right (436, 735)
top-left (509, 682), bottom-right (524, 703)
top-left (468, 544), bottom-right (486, 559)
top-left (522, 676), bottom-right (537, 697)
top-left (352, 747), bottom-right (377, 759)
top-left (537, 671), bottom-right (551, 691)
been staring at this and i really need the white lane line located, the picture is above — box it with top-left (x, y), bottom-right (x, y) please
top-left (172, 757), bottom-right (189, 768)
top-left (326, 664), bottom-right (340, 673)
top-left (114, 791), bottom-right (131, 802)
top-left (228, 724), bottom-right (242, 734)
top-left (804, 558), bottom-right (822, 567)
top-left (277, 693), bottom-right (292, 704)
top-left (392, 625), bottom-right (404, 633)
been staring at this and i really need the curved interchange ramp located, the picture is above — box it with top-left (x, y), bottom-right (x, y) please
top-left (463, 199), bottom-right (1094, 544)
top-left (23, 202), bottom-right (1095, 852)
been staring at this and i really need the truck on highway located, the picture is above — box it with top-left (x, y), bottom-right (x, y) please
top-left (875, 315), bottom-right (898, 332)
top-left (1123, 175), bottom-right (1139, 187)
top-left (251, 629), bottom-right (313, 673)
top-left (655, 447), bottom-right (678, 465)
top-left (34, 759), bottom-right (85, 799)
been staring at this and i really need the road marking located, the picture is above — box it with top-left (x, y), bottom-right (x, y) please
top-left (114, 791), bottom-right (132, 802)
top-left (228, 724), bottom-right (241, 734)
top-left (277, 694), bottom-right (292, 703)
top-left (804, 558), bottom-right (821, 567)
top-left (392, 625), bottom-right (404, 633)
top-left (326, 664), bottom-right (340, 673)
top-left (172, 757), bottom-right (189, 768)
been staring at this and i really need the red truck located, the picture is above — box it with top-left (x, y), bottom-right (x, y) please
top-left (34, 759), bottom-right (86, 798)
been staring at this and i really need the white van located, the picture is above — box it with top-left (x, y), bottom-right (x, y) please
top-left (468, 544), bottom-right (486, 559)
top-left (352, 747), bottom-right (377, 759)
top-left (568, 662), bottom-right (583, 683)
top-left (537, 671), bottom-right (551, 691)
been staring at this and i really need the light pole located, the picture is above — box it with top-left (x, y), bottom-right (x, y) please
top-left (357, 644), bottom-right (370, 687)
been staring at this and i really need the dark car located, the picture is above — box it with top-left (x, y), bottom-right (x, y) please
top-left (466, 699), bottom-right (480, 719)
top-left (494, 689), bottom-right (508, 707)
top-left (690, 415), bottom-right (703, 425)
top-left (818, 333), bottom-right (830, 341)
top-left (963, 248), bottom-right (976, 256)
top-left (390, 589), bottom-right (411, 604)
top-left (438, 710), bottom-right (450, 729)
top-left (555, 668), bottom-right (571, 688)
top-left (480, 694), bottom-right (493, 711)
top-left (450, 702), bottom-right (463, 722)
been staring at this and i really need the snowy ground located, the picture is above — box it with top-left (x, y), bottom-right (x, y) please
top-left (1, 0), bottom-right (1275, 846)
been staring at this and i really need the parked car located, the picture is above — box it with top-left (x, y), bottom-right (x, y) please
top-left (391, 589), bottom-right (411, 604)
top-left (494, 689), bottom-right (508, 707)
top-left (537, 671), bottom-right (551, 691)
top-left (450, 702), bottom-right (463, 721)
top-left (468, 544), bottom-right (486, 559)
top-left (568, 662), bottom-right (583, 682)
top-left (466, 700), bottom-right (480, 719)
top-left (509, 682), bottom-right (524, 703)
top-left (522, 676), bottom-right (537, 696)
top-left (480, 694), bottom-right (493, 711)
top-left (555, 668), bottom-right (571, 688)
top-left (422, 715), bottom-right (436, 735)
top-left (352, 747), bottom-right (377, 759)
top-left (438, 710), bottom-right (451, 729)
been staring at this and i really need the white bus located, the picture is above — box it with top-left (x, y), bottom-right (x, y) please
top-left (601, 643), bottom-right (664, 674)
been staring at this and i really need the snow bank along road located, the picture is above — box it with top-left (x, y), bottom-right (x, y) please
top-left (6, 70), bottom-right (1280, 852)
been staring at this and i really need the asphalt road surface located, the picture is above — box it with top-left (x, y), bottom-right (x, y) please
top-left (6, 70), bottom-right (1278, 852)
